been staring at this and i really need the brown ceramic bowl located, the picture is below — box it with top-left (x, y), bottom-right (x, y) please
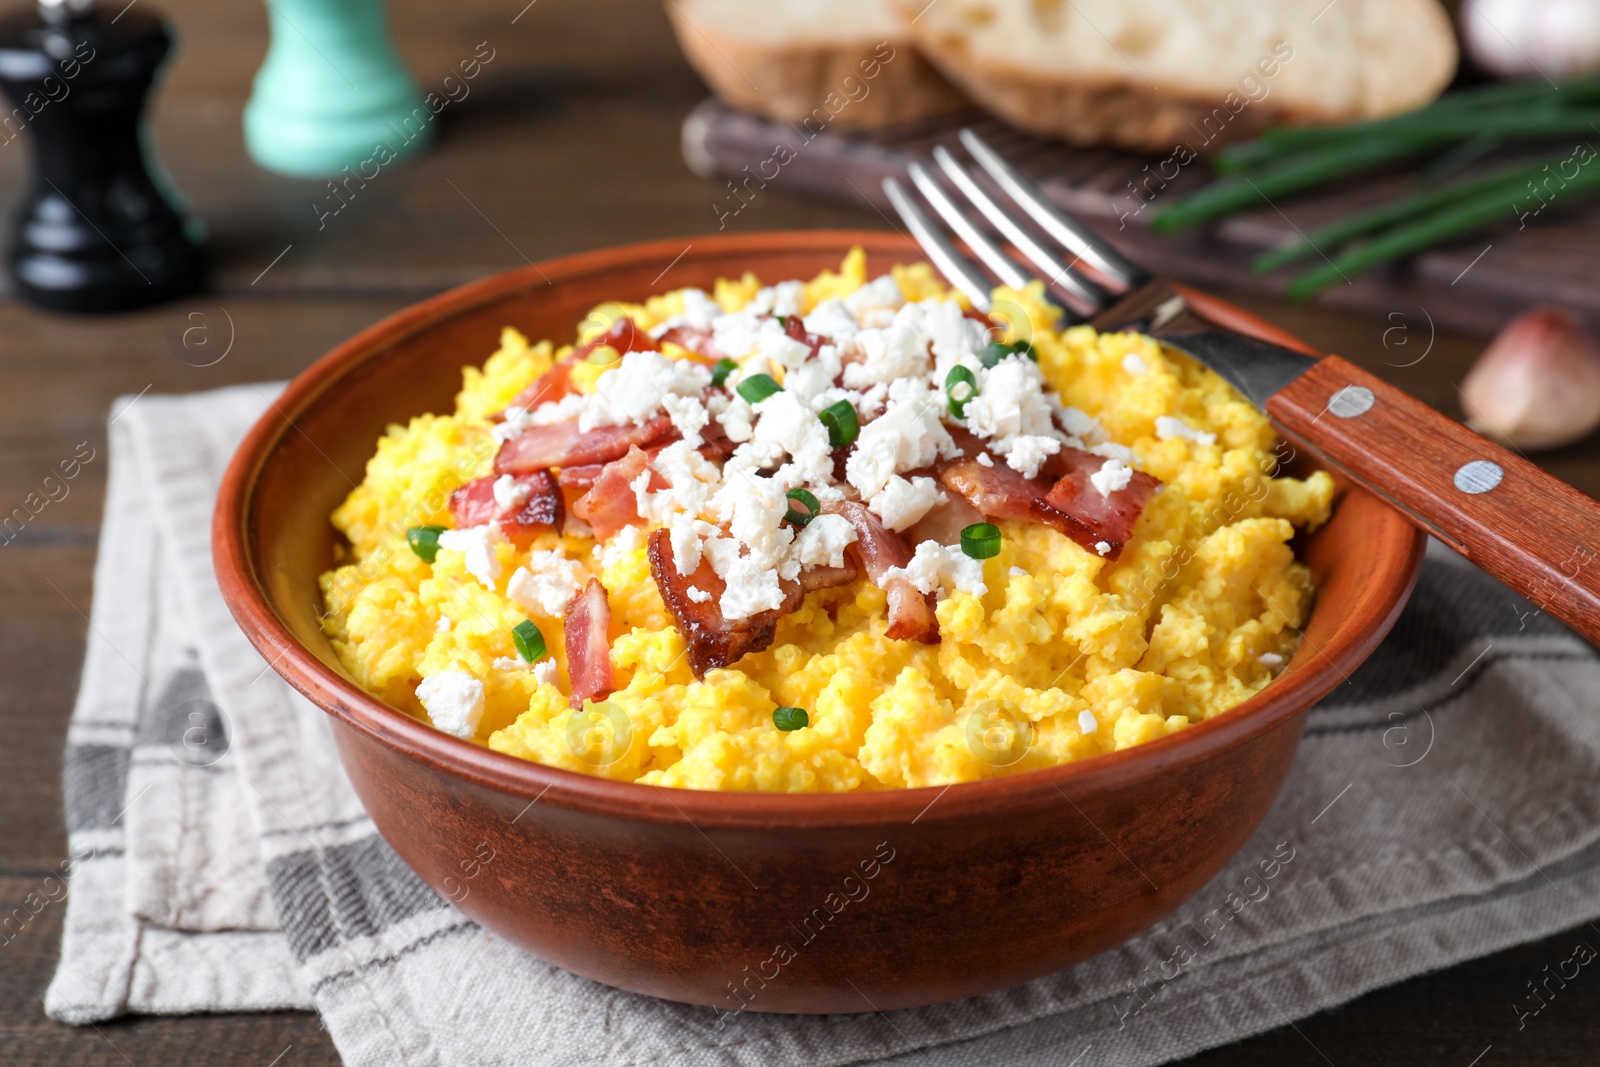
top-left (214, 231), bottom-right (1425, 1014)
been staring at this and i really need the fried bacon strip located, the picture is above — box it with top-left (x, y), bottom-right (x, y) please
top-left (827, 500), bottom-right (938, 643)
top-left (937, 445), bottom-right (1159, 559)
top-left (505, 316), bottom-right (654, 414)
top-left (570, 446), bottom-right (670, 541)
top-left (495, 413), bottom-right (675, 475)
top-left (655, 325), bottom-right (724, 360)
top-left (646, 528), bottom-right (857, 677)
top-left (564, 578), bottom-right (614, 708)
top-left (447, 471), bottom-right (562, 539)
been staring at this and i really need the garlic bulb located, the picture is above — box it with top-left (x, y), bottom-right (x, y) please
top-left (1461, 0), bottom-right (1600, 79)
top-left (1460, 306), bottom-right (1600, 451)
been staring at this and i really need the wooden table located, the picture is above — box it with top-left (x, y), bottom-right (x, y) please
top-left (2, 1), bottom-right (1597, 1063)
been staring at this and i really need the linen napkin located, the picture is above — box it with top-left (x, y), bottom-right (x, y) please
top-left (45, 385), bottom-right (1600, 1067)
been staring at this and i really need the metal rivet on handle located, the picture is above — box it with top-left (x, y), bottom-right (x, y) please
top-left (1454, 460), bottom-right (1503, 494)
top-left (1327, 386), bottom-right (1374, 418)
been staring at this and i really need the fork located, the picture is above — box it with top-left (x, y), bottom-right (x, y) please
top-left (886, 129), bottom-right (1600, 647)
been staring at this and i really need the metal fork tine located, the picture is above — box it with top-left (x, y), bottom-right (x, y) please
top-left (906, 162), bottom-right (1031, 293)
top-left (881, 177), bottom-right (994, 311)
top-left (958, 128), bottom-right (1149, 292)
top-left (931, 145), bottom-right (1109, 319)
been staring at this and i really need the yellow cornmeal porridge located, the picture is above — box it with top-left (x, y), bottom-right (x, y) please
top-left (318, 250), bottom-right (1333, 792)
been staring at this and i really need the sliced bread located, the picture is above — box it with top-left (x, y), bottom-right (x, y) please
top-left (895, 0), bottom-right (1458, 150)
top-left (665, 0), bottom-right (968, 129)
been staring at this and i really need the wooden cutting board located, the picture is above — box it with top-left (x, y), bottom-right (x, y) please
top-left (683, 99), bottom-right (1600, 337)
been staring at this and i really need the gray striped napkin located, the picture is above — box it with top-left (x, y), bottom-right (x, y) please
top-left (45, 385), bottom-right (1600, 1067)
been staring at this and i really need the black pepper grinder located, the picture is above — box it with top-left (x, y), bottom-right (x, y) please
top-left (0, 0), bottom-right (203, 312)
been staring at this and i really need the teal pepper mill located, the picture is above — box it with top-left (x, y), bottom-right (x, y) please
top-left (243, 0), bottom-right (431, 178)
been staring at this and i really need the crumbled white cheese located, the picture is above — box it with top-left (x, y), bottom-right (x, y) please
top-left (783, 343), bottom-right (843, 405)
top-left (1090, 458), bottom-right (1134, 497)
top-left (710, 309), bottom-right (765, 359)
top-left (843, 274), bottom-right (905, 327)
top-left (1009, 566), bottom-right (1026, 577)
top-left (708, 473), bottom-right (794, 579)
top-left (1006, 435), bottom-right (1062, 479)
top-left (1154, 415), bottom-right (1217, 447)
top-left (581, 350), bottom-right (707, 431)
top-left (415, 672), bottom-right (484, 740)
top-left (533, 659), bottom-right (559, 686)
top-left (869, 474), bottom-right (945, 532)
top-left (717, 395), bottom-right (755, 443)
top-left (597, 523), bottom-right (644, 569)
top-left (662, 394), bottom-right (709, 446)
top-left (977, 452), bottom-right (994, 467)
top-left (492, 656), bottom-right (531, 672)
top-left (716, 552), bottom-right (788, 620)
top-left (651, 288), bottom-right (720, 334)
top-left (668, 514), bottom-right (718, 576)
top-left (734, 391), bottom-right (834, 490)
top-left (1094, 541), bottom-right (1111, 556)
top-left (792, 513), bottom-right (857, 569)
top-left (492, 474), bottom-right (531, 512)
top-left (506, 551), bottom-right (588, 617)
top-left (1122, 353), bottom-right (1148, 375)
top-left (842, 311), bottom-right (930, 388)
top-left (802, 299), bottom-right (860, 345)
top-left (1258, 652), bottom-right (1285, 668)
top-left (436, 615), bottom-right (451, 633)
top-left (921, 299), bottom-right (988, 373)
top-left (1078, 710), bottom-right (1098, 734)
top-left (846, 380), bottom-right (955, 500)
top-left (744, 280), bottom-right (804, 318)
top-left (879, 540), bottom-right (988, 598)
top-left (685, 585), bottom-right (712, 603)
top-left (963, 358), bottom-right (1069, 464)
top-left (437, 524), bottom-right (506, 589)
top-left (510, 392), bottom-right (588, 432)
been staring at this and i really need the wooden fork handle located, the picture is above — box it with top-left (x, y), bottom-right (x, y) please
top-left (1267, 356), bottom-right (1600, 645)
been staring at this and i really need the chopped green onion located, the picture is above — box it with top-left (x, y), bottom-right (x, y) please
top-left (946, 365), bottom-right (978, 419)
top-left (711, 358), bottom-right (739, 388)
top-left (961, 522), bottom-right (1002, 560)
top-left (784, 488), bottom-right (820, 526)
top-left (819, 400), bottom-right (859, 449)
top-left (981, 340), bottom-right (1034, 368)
top-left (406, 525), bottom-right (447, 563)
top-left (512, 620), bottom-right (547, 663)
top-left (775, 315), bottom-right (789, 327)
top-left (737, 373), bottom-right (782, 405)
top-left (773, 706), bottom-right (809, 731)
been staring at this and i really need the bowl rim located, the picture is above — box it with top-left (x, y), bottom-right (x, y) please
top-left (212, 229), bottom-right (1427, 830)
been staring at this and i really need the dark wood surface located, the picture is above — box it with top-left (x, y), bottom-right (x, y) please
top-left (1, 0), bottom-right (1597, 1063)
top-left (684, 97), bottom-right (1600, 337)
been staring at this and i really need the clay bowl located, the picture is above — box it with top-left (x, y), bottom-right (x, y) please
top-left (214, 230), bottom-right (1425, 1014)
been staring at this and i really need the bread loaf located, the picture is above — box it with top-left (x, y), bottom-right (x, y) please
top-left (895, 0), bottom-right (1458, 150)
top-left (665, 0), bottom-right (968, 129)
